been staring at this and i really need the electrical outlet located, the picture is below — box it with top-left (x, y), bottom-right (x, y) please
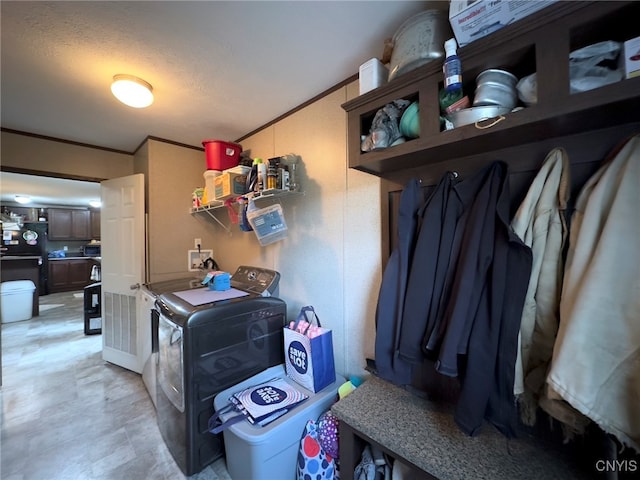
top-left (194, 238), bottom-right (202, 249)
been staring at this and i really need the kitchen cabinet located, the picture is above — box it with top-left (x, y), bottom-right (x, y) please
top-left (48, 208), bottom-right (91, 240)
top-left (90, 209), bottom-right (101, 240)
top-left (48, 258), bottom-right (97, 293)
top-left (342, 1), bottom-right (640, 183)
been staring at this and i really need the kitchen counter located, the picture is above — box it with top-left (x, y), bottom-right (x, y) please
top-left (1, 255), bottom-right (42, 261)
top-left (48, 256), bottom-right (98, 260)
top-left (331, 375), bottom-right (590, 480)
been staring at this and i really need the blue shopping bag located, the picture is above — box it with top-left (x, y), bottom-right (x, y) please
top-left (284, 306), bottom-right (336, 393)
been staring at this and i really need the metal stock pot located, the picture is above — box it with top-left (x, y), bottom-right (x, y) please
top-left (473, 69), bottom-right (518, 110)
top-left (388, 9), bottom-right (452, 81)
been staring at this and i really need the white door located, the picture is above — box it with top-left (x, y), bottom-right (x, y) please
top-left (101, 173), bottom-right (146, 373)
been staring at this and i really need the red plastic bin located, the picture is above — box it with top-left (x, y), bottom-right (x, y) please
top-left (202, 140), bottom-right (242, 171)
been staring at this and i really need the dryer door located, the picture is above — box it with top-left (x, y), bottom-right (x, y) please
top-left (158, 314), bottom-right (185, 412)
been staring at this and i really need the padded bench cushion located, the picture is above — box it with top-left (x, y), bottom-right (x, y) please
top-left (331, 375), bottom-right (588, 480)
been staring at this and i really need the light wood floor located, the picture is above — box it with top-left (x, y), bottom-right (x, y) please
top-left (1, 291), bottom-right (231, 479)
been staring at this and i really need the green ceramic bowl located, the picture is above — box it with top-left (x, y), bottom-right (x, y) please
top-left (399, 101), bottom-right (420, 138)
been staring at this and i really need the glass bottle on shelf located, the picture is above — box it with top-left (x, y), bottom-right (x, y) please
top-left (281, 166), bottom-right (290, 190)
top-left (289, 161), bottom-right (300, 192)
top-left (267, 163), bottom-right (277, 190)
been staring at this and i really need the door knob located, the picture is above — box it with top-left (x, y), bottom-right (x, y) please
top-left (130, 283), bottom-right (141, 290)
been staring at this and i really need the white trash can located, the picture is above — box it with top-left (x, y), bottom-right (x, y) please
top-left (0, 280), bottom-right (36, 323)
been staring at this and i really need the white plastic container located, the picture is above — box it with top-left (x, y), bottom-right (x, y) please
top-left (0, 280), bottom-right (36, 323)
top-left (213, 364), bottom-right (344, 480)
top-left (226, 165), bottom-right (252, 175)
top-left (359, 58), bottom-right (388, 95)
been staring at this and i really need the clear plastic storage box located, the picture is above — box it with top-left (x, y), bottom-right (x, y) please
top-left (247, 203), bottom-right (288, 246)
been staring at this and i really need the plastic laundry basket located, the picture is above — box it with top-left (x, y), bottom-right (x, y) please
top-left (0, 280), bottom-right (36, 323)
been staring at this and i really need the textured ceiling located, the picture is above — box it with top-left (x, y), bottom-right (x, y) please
top-left (1, 0), bottom-right (441, 151)
top-left (0, 0), bottom-right (445, 206)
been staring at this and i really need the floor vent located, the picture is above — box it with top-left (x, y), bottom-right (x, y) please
top-left (104, 292), bottom-right (137, 354)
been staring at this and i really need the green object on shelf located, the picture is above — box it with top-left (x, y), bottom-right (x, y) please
top-left (439, 88), bottom-right (463, 113)
top-left (399, 101), bottom-right (420, 139)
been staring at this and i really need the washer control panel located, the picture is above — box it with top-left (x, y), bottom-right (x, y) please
top-left (231, 266), bottom-right (281, 296)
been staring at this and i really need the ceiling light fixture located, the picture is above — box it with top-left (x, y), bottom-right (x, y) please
top-left (89, 200), bottom-right (102, 208)
top-left (111, 74), bottom-right (154, 108)
top-left (15, 195), bottom-right (32, 204)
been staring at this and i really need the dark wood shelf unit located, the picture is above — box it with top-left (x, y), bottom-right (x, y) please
top-left (340, 3), bottom-right (640, 475)
top-left (342, 1), bottom-right (640, 180)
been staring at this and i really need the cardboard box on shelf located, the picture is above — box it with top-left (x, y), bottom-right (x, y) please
top-left (449, 0), bottom-right (557, 48)
top-left (624, 36), bottom-right (640, 79)
top-left (214, 172), bottom-right (247, 201)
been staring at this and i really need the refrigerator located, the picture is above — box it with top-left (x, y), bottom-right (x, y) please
top-left (1, 221), bottom-right (49, 295)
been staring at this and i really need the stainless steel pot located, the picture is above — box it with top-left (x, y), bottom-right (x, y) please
top-left (388, 10), bottom-right (453, 81)
top-left (473, 69), bottom-right (518, 109)
top-left (446, 105), bottom-right (510, 128)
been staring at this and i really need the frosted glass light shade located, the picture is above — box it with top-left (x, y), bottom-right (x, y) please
top-left (111, 74), bottom-right (154, 108)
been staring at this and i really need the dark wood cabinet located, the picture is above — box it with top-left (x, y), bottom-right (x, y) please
top-left (48, 208), bottom-right (72, 239)
top-left (90, 209), bottom-right (101, 240)
top-left (48, 261), bottom-right (67, 292)
top-left (339, 2), bottom-right (640, 475)
top-left (71, 210), bottom-right (90, 239)
top-left (48, 259), bottom-right (96, 293)
top-left (48, 208), bottom-right (91, 240)
top-left (342, 1), bottom-right (640, 184)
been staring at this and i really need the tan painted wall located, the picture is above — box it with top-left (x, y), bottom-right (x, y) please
top-left (1, 130), bottom-right (133, 179)
top-left (196, 81), bottom-right (382, 380)
top-left (135, 139), bottom-right (217, 283)
top-left (343, 81), bottom-right (383, 382)
top-left (2, 83), bottom-right (383, 380)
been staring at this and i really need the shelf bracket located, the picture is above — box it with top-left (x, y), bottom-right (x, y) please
top-left (201, 209), bottom-right (231, 234)
top-left (190, 189), bottom-right (302, 235)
